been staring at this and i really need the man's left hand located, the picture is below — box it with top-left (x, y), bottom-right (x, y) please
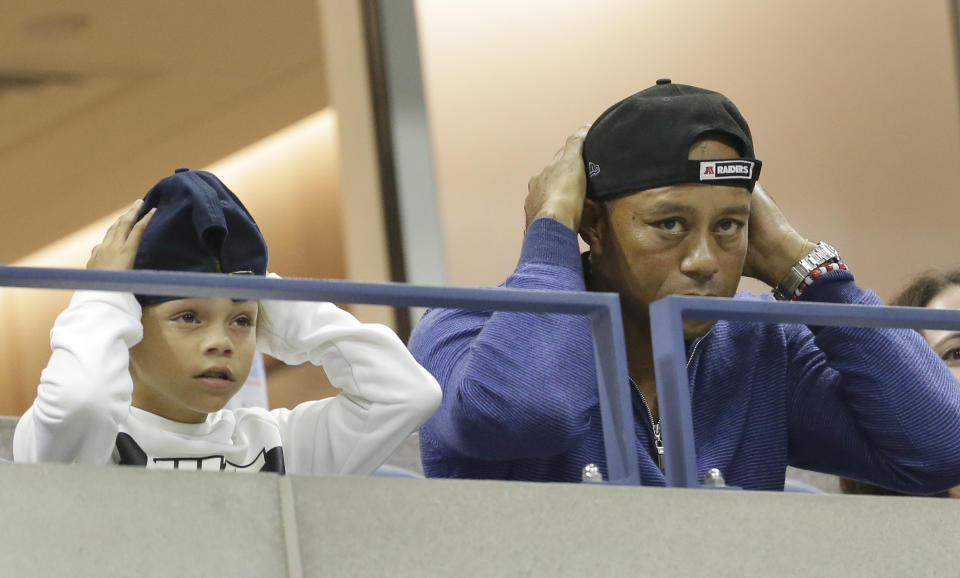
top-left (742, 183), bottom-right (816, 287)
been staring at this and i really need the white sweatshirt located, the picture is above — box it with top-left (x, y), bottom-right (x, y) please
top-left (14, 287), bottom-right (442, 475)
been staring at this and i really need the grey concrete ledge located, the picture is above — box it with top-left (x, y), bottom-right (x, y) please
top-left (0, 463), bottom-right (957, 577)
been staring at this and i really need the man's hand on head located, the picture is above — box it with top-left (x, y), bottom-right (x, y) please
top-left (742, 183), bottom-right (816, 287)
top-left (525, 125), bottom-right (590, 232)
top-left (87, 199), bottom-right (156, 270)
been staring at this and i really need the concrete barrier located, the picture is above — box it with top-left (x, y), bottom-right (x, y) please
top-left (0, 463), bottom-right (957, 577)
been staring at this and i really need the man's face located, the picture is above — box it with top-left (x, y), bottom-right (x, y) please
top-left (130, 297), bottom-right (258, 423)
top-left (588, 140), bottom-right (750, 338)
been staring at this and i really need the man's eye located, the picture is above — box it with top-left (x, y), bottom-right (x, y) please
top-left (715, 219), bottom-right (744, 234)
top-left (659, 218), bottom-right (682, 232)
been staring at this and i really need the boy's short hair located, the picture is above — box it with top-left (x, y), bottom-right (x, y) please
top-left (134, 168), bottom-right (268, 306)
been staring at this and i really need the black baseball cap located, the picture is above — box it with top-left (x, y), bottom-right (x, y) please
top-left (583, 79), bottom-right (761, 200)
top-left (133, 168), bottom-right (268, 306)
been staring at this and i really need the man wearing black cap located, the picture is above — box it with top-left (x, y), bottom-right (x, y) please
top-left (409, 80), bottom-right (960, 491)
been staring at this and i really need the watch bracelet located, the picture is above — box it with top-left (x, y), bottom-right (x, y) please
top-left (772, 241), bottom-right (841, 301)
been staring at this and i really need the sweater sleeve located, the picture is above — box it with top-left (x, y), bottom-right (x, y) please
top-left (14, 291), bottom-right (142, 464)
top-left (409, 218), bottom-right (599, 461)
top-left (255, 275), bottom-right (442, 475)
top-left (786, 271), bottom-right (960, 494)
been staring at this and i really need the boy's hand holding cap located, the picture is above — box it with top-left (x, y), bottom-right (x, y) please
top-left (87, 199), bottom-right (156, 270)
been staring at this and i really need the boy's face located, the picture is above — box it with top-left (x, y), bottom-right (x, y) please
top-left (130, 297), bottom-right (258, 423)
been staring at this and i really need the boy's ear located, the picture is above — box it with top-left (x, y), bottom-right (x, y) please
top-left (579, 198), bottom-right (605, 254)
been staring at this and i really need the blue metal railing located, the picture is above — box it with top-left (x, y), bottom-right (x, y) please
top-left (649, 295), bottom-right (960, 488)
top-left (0, 266), bottom-right (641, 484)
top-left (9, 266), bottom-right (954, 489)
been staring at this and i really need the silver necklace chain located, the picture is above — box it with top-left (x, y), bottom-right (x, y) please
top-left (630, 326), bottom-right (714, 471)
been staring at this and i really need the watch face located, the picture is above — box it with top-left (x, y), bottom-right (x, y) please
top-left (808, 242), bottom-right (839, 266)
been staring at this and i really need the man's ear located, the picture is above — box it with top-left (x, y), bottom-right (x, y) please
top-left (579, 198), bottom-right (604, 253)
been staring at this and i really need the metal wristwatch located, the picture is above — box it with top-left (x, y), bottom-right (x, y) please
top-left (772, 241), bottom-right (841, 301)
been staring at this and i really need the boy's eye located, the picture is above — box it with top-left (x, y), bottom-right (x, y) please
top-left (233, 315), bottom-right (255, 328)
top-left (173, 312), bottom-right (198, 323)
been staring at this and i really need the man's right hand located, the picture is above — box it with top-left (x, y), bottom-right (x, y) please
top-left (524, 125), bottom-right (590, 232)
top-left (87, 199), bottom-right (155, 270)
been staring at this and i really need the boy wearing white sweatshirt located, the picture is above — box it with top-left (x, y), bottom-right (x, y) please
top-left (15, 168), bottom-right (441, 474)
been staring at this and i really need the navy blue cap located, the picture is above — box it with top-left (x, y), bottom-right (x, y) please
top-left (133, 169), bottom-right (268, 306)
top-left (583, 79), bottom-right (761, 200)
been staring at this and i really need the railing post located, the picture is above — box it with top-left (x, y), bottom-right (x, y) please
top-left (649, 297), bottom-right (700, 488)
top-left (589, 296), bottom-right (640, 485)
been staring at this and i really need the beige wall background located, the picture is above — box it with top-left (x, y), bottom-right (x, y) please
top-left (0, 0), bottom-right (390, 414)
top-left (2, 0), bottom-right (960, 415)
top-left (416, 0), bottom-right (960, 299)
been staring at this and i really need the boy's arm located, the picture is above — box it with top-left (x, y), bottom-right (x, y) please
top-left (15, 200), bottom-right (152, 464)
top-left (14, 291), bottom-right (142, 463)
top-left (256, 275), bottom-right (442, 475)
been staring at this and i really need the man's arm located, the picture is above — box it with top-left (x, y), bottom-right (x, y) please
top-left (784, 274), bottom-right (960, 493)
top-left (411, 219), bottom-right (597, 461)
top-left (741, 184), bottom-right (815, 288)
top-left (410, 128), bottom-right (601, 461)
top-left (745, 185), bottom-right (960, 493)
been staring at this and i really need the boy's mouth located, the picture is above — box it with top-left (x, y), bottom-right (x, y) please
top-left (195, 367), bottom-right (234, 382)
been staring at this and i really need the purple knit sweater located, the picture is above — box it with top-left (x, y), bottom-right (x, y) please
top-left (410, 218), bottom-right (960, 491)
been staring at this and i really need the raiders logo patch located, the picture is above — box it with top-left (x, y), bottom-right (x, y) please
top-left (700, 160), bottom-right (754, 181)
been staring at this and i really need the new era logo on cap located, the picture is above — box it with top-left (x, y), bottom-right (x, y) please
top-left (588, 162), bottom-right (601, 178)
top-left (700, 160), bottom-right (754, 181)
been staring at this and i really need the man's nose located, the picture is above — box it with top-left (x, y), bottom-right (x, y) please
top-left (679, 232), bottom-right (720, 281)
